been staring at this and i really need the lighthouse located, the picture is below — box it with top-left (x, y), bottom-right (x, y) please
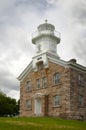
top-left (32, 20), bottom-right (61, 71)
top-left (18, 21), bottom-right (86, 119)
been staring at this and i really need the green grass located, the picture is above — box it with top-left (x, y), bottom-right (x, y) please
top-left (0, 117), bottom-right (86, 130)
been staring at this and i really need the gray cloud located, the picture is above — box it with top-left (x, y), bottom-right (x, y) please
top-left (69, 0), bottom-right (86, 65)
top-left (51, 0), bottom-right (86, 66)
top-left (0, 0), bottom-right (48, 99)
top-left (70, 0), bottom-right (86, 25)
top-left (0, 60), bottom-right (19, 95)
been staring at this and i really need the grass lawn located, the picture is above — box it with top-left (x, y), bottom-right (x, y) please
top-left (0, 117), bottom-right (86, 130)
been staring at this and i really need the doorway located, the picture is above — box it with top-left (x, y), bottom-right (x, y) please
top-left (35, 98), bottom-right (42, 115)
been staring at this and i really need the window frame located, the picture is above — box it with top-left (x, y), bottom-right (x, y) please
top-left (78, 74), bottom-right (84, 86)
top-left (53, 95), bottom-right (61, 107)
top-left (53, 73), bottom-right (60, 85)
top-left (26, 100), bottom-right (32, 110)
top-left (42, 77), bottom-right (47, 88)
top-left (36, 79), bottom-right (41, 89)
top-left (26, 80), bottom-right (32, 92)
top-left (79, 95), bottom-right (84, 107)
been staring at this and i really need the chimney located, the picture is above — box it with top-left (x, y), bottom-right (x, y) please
top-left (69, 59), bottom-right (77, 64)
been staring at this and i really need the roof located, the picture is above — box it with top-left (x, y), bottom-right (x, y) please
top-left (17, 61), bottom-right (33, 81)
top-left (17, 53), bottom-right (86, 81)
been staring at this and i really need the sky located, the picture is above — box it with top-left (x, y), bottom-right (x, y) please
top-left (0, 0), bottom-right (86, 100)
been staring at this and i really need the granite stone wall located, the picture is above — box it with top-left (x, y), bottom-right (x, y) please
top-left (20, 61), bottom-right (86, 120)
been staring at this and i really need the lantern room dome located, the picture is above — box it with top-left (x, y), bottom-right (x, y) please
top-left (37, 20), bottom-right (55, 32)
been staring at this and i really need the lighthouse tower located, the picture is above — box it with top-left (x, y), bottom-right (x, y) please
top-left (32, 20), bottom-right (61, 71)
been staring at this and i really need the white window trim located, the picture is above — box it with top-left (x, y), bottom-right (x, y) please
top-left (26, 80), bottom-right (31, 92)
top-left (42, 77), bottom-right (47, 88)
top-left (53, 95), bottom-right (61, 107)
top-left (36, 79), bottom-right (41, 89)
top-left (53, 73), bottom-right (60, 85)
top-left (26, 100), bottom-right (32, 110)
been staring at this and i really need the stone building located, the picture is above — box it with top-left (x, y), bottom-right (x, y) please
top-left (18, 21), bottom-right (86, 120)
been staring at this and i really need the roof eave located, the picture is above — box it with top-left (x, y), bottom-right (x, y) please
top-left (67, 62), bottom-right (86, 73)
top-left (17, 61), bottom-right (33, 81)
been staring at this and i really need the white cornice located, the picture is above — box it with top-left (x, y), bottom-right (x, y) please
top-left (17, 52), bottom-right (86, 81)
top-left (67, 61), bottom-right (86, 73)
top-left (47, 52), bottom-right (86, 73)
top-left (17, 61), bottom-right (33, 81)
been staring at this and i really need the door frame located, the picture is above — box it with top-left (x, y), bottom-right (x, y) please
top-left (35, 98), bottom-right (42, 116)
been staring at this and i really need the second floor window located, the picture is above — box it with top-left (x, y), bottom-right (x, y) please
top-left (54, 73), bottom-right (60, 85)
top-left (42, 77), bottom-right (47, 88)
top-left (79, 95), bottom-right (84, 107)
top-left (78, 74), bottom-right (84, 86)
top-left (36, 79), bottom-right (41, 89)
top-left (27, 81), bottom-right (31, 92)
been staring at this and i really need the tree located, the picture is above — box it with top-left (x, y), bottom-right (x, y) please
top-left (0, 90), bottom-right (19, 117)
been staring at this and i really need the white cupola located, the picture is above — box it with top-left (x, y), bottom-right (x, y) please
top-left (32, 20), bottom-right (61, 71)
top-left (32, 20), bottom-right (60, 55)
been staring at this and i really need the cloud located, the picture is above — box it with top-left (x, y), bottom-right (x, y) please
top-left (47, 0), bottom-right (59, 4)
top-left (0, 59), bottom-right (19, 100)
top-left (71, 0), bottom-right (86, 24)
top-left (0, 0), bottom-right (48, 100)
top-left (45, 0), bottom-right (86, 65)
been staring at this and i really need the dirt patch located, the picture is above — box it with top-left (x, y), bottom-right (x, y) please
top-left (5, 120), bottom-right (79, 129)
top-left (6, 120), bottom-right (42, 127)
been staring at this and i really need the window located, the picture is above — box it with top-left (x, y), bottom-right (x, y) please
top-left (42, 77), bottom-right (47, 88)
top-left (78, 74), bottom-right (84, 86)
top-left (26, 100), bottom-right (31, 110)
top-left (27, 81), bottom-right (31, 92)
top-left (53, 95), bottom-right (61, 107)
top-left (36, 79), bottom-right (41, 89)
top-left (54, 73), bottom-right (60, 85)
top-left (79, 95), bottom-right (84, 107)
